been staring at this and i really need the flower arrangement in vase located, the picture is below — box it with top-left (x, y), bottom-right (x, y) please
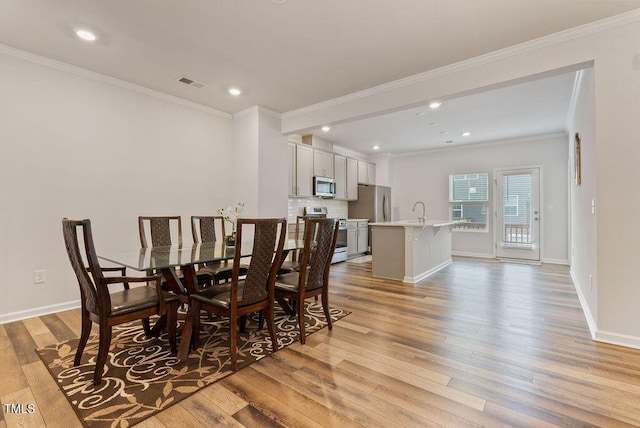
top-left (217, 202), bottom-right (244, 246)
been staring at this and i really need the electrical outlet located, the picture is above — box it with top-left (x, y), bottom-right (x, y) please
top-left (33, 270), bottom-right (46, 284)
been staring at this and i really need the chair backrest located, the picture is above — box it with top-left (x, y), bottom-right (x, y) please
top-left (61, 218), bottom-right (108, 315)
top-left (138, 216), bottom-right (182, 248)
top-left (299, 217), bottom-right (339, 291)
top-left (290, 215), bottom-right (305, 261)
top-left (191, 216), bottom-right (225, 243)
top-left (233, 218), bottom-right (287, 306)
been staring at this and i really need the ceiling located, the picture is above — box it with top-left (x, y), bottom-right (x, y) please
top-left (1, 1), bottom-right (639, 153)
top-left (311, 70), bottom-right (578, 154)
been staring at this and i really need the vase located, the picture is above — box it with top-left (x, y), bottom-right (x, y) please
top-left (225, 232), bottom-right (236, 246)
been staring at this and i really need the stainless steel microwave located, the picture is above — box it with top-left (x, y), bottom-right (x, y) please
top-left (313, 176), bottom-right (335, 198)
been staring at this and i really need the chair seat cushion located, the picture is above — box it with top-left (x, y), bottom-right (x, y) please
top-left (110, 286), bottom-right (178, 317)
top-left (275, 273), bottom-right (300, 293)
top-left (199, 261), bottom-right (249, 278)
top-left (278, 260), bottom-right (300, 273)
top-left (191, 281), bottom-right (251, 309)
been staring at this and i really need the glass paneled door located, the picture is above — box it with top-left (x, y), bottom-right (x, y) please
top-left (495, 168), bottom-right (540, 261)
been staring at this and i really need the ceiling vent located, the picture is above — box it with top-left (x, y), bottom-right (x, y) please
top-left (178, 76), bottom-right (206, 89)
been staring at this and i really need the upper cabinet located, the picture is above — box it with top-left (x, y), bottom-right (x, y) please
top-left (313, 149), bottom-right (334, 178)
top-left (289, 143), bottom-right (313, 197)
top-left (334, 155), bottom-right (346, 200)
top-left (358, 160), bottom-right (376, 185)
top-left (346, 157), bottom-right (358, 200)
top-left (334, 155), bottom-right (359, 201)
top-left (288, 142), bottom-right (296, 197)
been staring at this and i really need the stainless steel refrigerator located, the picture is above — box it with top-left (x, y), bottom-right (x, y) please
top-left (348, 184), bottom-right (391, 222)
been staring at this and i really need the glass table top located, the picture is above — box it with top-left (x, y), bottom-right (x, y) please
top-left (98, 239), bottom-right (304, 271)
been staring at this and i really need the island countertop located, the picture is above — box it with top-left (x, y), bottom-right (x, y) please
top-left (369, 220), bottom-right (460, 228)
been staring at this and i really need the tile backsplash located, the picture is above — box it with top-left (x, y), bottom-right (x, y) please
top-left (287, 198), bottom-right (348, 223)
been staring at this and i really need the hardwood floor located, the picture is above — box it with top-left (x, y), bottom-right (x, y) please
top-left (3, 258), bottom-right (640, 427)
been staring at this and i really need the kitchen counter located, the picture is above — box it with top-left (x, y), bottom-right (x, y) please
top-left (369, 220), bottom-right (459, 283)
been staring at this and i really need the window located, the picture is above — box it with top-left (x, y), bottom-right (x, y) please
top-left (449, 172), bottom-right (489, 231)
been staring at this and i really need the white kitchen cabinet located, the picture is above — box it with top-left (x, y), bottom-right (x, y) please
top-left (290, 144), bottom-right (312, 197)
top-left (347, 220), bottom-right (369, 257)
top-left (347, 222), bottom-right (358, 256)
top-left (346, 157), bottom-right (358, 200)
top-left (313, 149), bottom-right (334, 178)
top-left (357, 221), bottom-right (369, 253)
top-left (334, 154), bottom-right (346, 200)
top-left (288, 142), bottom-right (296, 197)
top-left (357, 160), bottom-right (376, 185)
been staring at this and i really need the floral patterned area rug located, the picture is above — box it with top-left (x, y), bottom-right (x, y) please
top-left (37, 302), bottom-right (348, 428)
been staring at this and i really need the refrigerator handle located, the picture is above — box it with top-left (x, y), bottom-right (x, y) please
top-left (382, 194), bottom-right (388, 221)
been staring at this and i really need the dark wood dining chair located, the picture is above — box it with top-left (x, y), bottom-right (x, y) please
top-left (275, 217), bottom-right (338, 344)
top-left (191, 216), bottom-right (248, 284)
top-left (278, 215), bottom-right (305, 275)
top-left (139, 215), bottom-right (212, 290)
top-left (138, 215), bottom-right (182, 248)
top-left (180, 217), bottom-right (287, 370)
top-left (62, 218), bottom-right (179, 385)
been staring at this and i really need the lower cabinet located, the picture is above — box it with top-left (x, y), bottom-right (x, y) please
top-left (347, 220), bottom-right (369, 257)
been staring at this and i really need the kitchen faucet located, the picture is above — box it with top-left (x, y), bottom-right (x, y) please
top-left (412, 201), bottom-right (427, 223)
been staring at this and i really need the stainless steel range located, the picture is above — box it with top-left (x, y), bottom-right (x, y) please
top-left (303, 206), bottom-right (348, 264)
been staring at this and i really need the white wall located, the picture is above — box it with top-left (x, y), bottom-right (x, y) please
top-left (392, 134), bottom-right (569, 261)
top-left (568, 69), bottom-right (598, 330)
top-left (0, 51), bottom-right (234, 322)
top-left (232, 106), bottom-right (289, 220)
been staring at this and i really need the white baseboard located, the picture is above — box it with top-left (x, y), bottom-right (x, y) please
top-left (542, 258), bottom-right (570, 265)
top-left (564, 268), bottom-right (640, 350)
top-left (404, 259), bottom-right (452, 283)
top-left (570, 268), bottom-right (597, 340)
top-left (451, 251), bottom-right (494, 259)
top-left (594, 330), bottom-right (640, 350)
top-left (0, 300), bottom-right (81, 325)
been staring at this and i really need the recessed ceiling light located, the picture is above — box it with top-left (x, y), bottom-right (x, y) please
top-left (270, 0), bottom-right (288, 4)
top-left (75, 29), bottom-right (97, 42)
top-left (228, 87), bottom-right (241, 96)
top-left (429, 101), bottom-right (442, 109)
top-left (444, 140), bottom-right (454, 144)
top-left (462, 131), bottom-right (471, 137)
top-left (440, 130), bottom-right (449, 135)
top-left (372, 145), bottom-right (380, 150)
top-left (429, 122), bottom-right (439, 126)
top-left (321, 126), bottom-right (330, 132)
top-left (415, 111), bottom-right (426, 117)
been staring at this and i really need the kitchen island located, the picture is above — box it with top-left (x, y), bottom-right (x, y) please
top-left (369, 220), bottom-right (459, 283)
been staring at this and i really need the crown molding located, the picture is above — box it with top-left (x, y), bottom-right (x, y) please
top-left (282, 9), bottom-right (640, 120)
top-left (0, 43), bottom-right (232, 119)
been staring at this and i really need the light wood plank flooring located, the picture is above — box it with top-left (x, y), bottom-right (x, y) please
top-left (2, 258), bottom-right (640, 427)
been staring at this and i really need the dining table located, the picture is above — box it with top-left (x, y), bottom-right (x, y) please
top-left (97, 238), bottom-right (304, 358)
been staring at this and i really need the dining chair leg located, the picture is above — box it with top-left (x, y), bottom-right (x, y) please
top-left (230, 314), bottom-right (238, 371)
top-left (94, 323), bottom-right (112, 385)
top-left (322, 290), bottom-right (332, 331)
top-left (239, 315), bottom-right (247, 333)
top-left (167, 303), bottom-right (178, 353)
top-left (297, 296), bottom-right (306, 344)
top-left (74, 312), bottom-right (92, 366)
top-left (258, 310), bottom-right (265, 330)
top-left (266, 305), bottom-right (278, 353)
top-left (142, 317), bottom-right (152, 337)
top-left (192, 301), bottom-right (202, 349)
